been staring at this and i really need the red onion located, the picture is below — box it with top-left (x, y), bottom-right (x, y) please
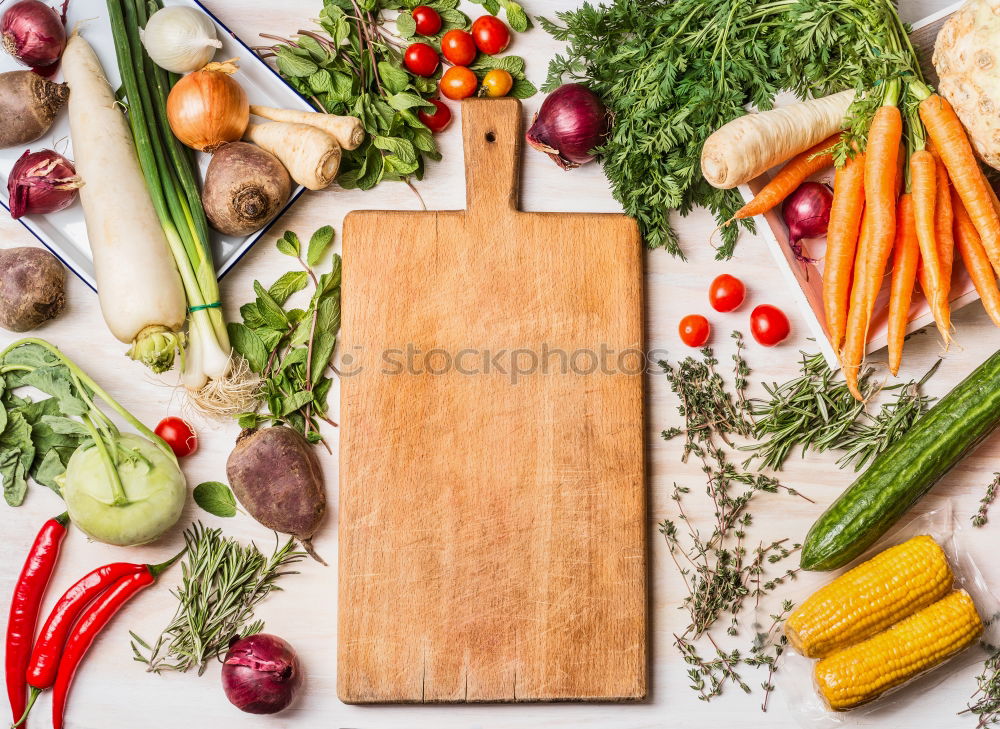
top-left (1, 0), bottom-right (69, 74)
top-left (526, 83), bottom-right (609, 169)
top-left (782, 181), bottom-right (833, 262)
top-left (7, 149), bottom-right (81, 219)
top-left (221, 634), bottom-right (301, 715)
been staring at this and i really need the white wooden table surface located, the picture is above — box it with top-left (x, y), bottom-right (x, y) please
top-left (1, 1), bottom-right (994, 727)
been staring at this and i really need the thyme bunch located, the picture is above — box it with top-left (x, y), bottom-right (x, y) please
top-left (965, 632), bottom-right (1000, 728)
top-left (659, 334), bottom-right (807, 708)
top-left (130, 524), bottom-right (305, 675)
top-left (973, 473), bottom-right (1000, 528)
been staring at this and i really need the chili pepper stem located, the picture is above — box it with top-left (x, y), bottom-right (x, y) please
top-left (10, 687), bottom-right (39, 728)
top-left (53, 513), bottom-right (69, 528)
top-left (147, 549), bottom-right (186, 579)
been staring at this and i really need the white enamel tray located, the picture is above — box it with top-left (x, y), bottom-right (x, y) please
top-left (0, 0), bottom-right (313, 291)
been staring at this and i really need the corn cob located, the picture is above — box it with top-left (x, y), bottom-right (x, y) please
top-left (814, 590), bottom-right (983, 711)
top-left (785, 535), bottom-right (952, 658)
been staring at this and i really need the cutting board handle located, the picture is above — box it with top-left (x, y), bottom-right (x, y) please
top-left (462, 97), bottom-right (522, 214)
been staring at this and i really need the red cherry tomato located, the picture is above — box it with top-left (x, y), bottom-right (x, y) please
top-left (155, 417), bottom-right (198, 458)
top-left (709, 274), bottom-right (746, 312)
top-left (471, 15), bottom-right (511, 55)
top-left (441, 29), bottom-right (477, 66)
top-left (418, 99), bottom-right (453, 132)
top-left (412, 5), bottom-right (442, 36)
top-left (678, 314), bottom-right (711, 348)
top-left (440, 65), bottom-right (478, 100)
top-left (750, 304), bottom-right (791, 346)
top-left (404, 42), bottom-right (439, 77)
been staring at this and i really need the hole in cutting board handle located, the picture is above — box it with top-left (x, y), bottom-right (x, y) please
top-left (485, 131), bottom-right (496, 143)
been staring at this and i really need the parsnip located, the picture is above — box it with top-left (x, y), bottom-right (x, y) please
top-left (701, 89), bottom-right (854, 189)
top-left (62, 33), bottom-right (186, 369)
top-left (249, 104), bottom-right (365, 150)
top-left (244, 121), bottom-right (341, 190)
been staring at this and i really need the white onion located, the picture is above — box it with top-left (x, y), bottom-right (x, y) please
top-left (140, 6), bottom-right (222, 74)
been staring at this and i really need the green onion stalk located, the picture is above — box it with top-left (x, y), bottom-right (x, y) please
top-left (107, 0), bottom-right (245, 410)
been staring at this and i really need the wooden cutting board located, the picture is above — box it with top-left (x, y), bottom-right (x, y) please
top-left (338, 98), bottom-right (646, 704)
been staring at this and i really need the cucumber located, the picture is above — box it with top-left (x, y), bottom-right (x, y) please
top-left (801, 350), bottom-right (1000, 571)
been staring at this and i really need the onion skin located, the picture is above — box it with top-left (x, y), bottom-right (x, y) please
top-left (782, 181), bottom-right (832, 263)
top-left (0, 0), bottom-right (67, 74)
top-left (526, 83), bottom-right (609, 169)
top-left (222, 634), bottom-right (301, 715)
top-left (167, 60), bottom-right (249, 153)
top-left (7, 148), bottom-right (82, 218)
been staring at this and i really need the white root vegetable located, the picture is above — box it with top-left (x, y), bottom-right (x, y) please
top-left (249, 104), bottom-right (365, 150)
top-left (701, 89), bottom-right (854, 189)
top-left (934, 0), bottom-right (1000, 171)
top-left (244, 121), bottom-right (341, 191)
top-left (62, 33), bottom-right (186, 371)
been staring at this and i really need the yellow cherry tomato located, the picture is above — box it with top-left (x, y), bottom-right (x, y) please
top-left (481, 69), bottom-right (513, 98)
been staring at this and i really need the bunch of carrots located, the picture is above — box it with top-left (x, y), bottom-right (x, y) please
top-left (733, 79), bottom-right (1000, 402)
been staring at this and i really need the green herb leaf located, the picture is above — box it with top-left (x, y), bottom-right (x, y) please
top-left (268, 271), bottom-right (310, 306)
top-left (510, 77), bottom-right (537, 99)
top-left (387, 92), bottom-right (434, 111)
top-left (307, 225), bottom-right (336, 266)
top-left (498, 0), bottom-right (530, 31)
top-left (276, 231), bottom-right (302, 258)
top-left (396, 11), bottom-right (416, 38)
top-left (227, 323), bottom-right (269, 374)
top-left (275, 47), bottom-right (318, 77)
top-left (193, 482), bottom-right (238, 518)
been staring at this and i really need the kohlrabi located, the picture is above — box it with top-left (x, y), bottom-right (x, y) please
top-left (0, 338), bottom-right (186, 545)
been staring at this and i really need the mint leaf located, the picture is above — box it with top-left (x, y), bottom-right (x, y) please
top-left (193, 482), bottom-right (237, 518)
top-left (269, 271), bottom-right (310, 305)
top-left (276, 231), bottom-right (301, 257)
top-left (307, 226), bottom-right (336, 266)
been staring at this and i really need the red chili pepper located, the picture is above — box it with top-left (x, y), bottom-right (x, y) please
top-left (51, 555), bottom-right (180, 729)
top-left (5, 513), bottom-right (68, 724)
top-left (15, 563), bottom-right (146, 722)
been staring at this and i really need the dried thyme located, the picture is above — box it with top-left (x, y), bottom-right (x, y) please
top-left (973, 473), bottom-right (1000, 528)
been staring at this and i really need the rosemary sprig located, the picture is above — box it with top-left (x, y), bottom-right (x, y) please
top-left (130, 523), bottom-right (305, 675)
top-left (659, 335), bottom-right (806, 707)
top-left (745, 353), bottom-right (939, 471)
top-left (973, 473), bottom-right (1000, 528)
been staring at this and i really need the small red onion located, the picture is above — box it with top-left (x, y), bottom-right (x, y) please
top-left (221, 633), bottom-right (301, 715)
top-left (1, 0), bottom-right (69, 74)
top-left (7, 149), bottom-right (81, 219)
top-left (782, 181), bottom-right (833, 262)
top-left (526, 83), bottom-right (609, 169)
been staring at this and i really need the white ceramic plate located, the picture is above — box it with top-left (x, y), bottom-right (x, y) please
top-left (0, 0), bottom-right (313, 291)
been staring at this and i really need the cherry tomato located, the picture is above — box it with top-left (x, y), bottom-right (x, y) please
top-left (750, 304), bottom-right (791, 346)
top-left (404, 42), bottom-right (439, 77)
top-left (709, 274), bottom-right (746, 312)
top-left (441, 29), bottom-right (477, 66)
top-left (481, 68), bottom-right (513, 97)
top-left (471, 15), bottom-right (511, 55)
top-left (412, 5), bottom-right (442, 36)
top-left (440, 65), bottom-right (478, 100)
top-left (678, 314), bottom-right (711, 348)
top-left (155, 417), bottom-right (198, 458)
top-left (418, 99), bottom-right (453, 132)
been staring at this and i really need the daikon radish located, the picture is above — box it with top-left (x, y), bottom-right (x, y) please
top-left (244, 121), bottom-right (341, 190)
top-left (249, 104), bottom-right (365, 150)
top-left (701, 89), bottom-right (854, 189)
top-left (62, 33), bottom-right (186, 372)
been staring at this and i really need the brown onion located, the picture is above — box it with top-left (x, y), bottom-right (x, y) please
top-left (1, 0), bottom-right (67, 74)
top-left (166, 59), bottom-right (248, 152)
top-left (7, 148), bottom-right (81, 219)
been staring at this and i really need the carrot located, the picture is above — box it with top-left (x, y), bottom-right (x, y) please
top-left (888, 194), bottom-right (918, 376)
top-left (954, 187), bottom-right (1000, 327)
top-left (840, 208), bottom-right (873, 400)
top-left (731, 134), bottom-right (839, 219)
top-left (910, 149), bottom-right (950, 342)
top-left (934, 155), bottom-right (955, 298)
top-left (823, 150), bottom-right (866, 352)
top-left (917, 89), bottom-right (1000, 273)
top-left (842, 92), bottom-right (902, 401)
